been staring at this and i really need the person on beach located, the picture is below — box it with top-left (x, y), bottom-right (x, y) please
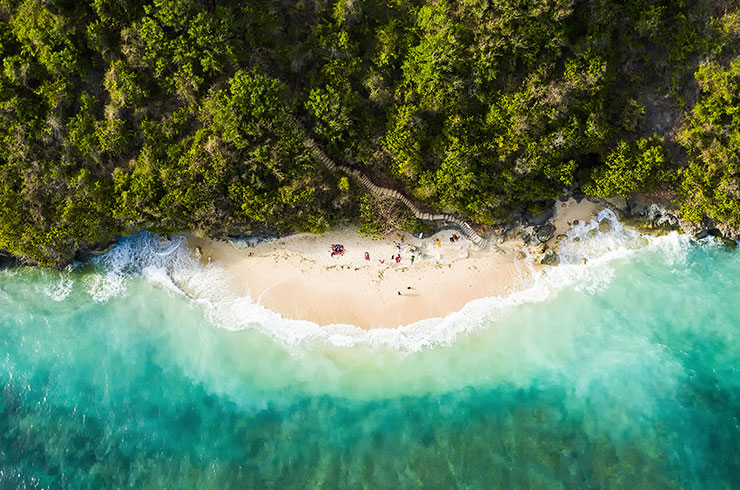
top-left (411, 255), bottom-right (415, 264)
top-left (395, 255), bottom-right (401, 263)
top-left (436, 238), bottom-right (441, 248)
top-left (364, 252), bottom-right (370, 261)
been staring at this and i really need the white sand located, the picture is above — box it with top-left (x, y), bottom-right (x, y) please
top-left (184, 199), bottom-right (603, 329)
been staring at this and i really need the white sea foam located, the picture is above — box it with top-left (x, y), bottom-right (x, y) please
top-left (43, 274), bottom-right (74, 302)
top-left (80, 216), bottom-right (696, 353)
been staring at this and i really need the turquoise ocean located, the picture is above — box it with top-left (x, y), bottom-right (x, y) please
top-left (1, 211), bottom-right (739, 489)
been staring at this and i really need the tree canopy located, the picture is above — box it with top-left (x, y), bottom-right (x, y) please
top-left (0, 0), bottom-right (738, 265)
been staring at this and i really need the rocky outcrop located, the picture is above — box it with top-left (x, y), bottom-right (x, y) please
top-left (695, 227), bottom-right (738, 247)
top-left (626, 201), bottom-right (680, 229)
top-left (590, 192), bottom-right (740, 244)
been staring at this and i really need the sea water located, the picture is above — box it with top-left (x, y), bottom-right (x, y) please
top-left (1, 213), bottom-right (739, 489)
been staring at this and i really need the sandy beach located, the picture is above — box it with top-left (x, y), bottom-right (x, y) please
top-left (185, 198), bottom-right (604, 329)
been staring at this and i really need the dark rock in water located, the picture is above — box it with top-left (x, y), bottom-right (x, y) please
top-left (0, 252), bottom-right (16, 268)
top-left (83, 242), bottom-right (116, 257)
top-left (692, 228), bottom-right (736, 247)
top-left (719, 237), bottom-right (738, 248)
top-left (540, 251), bottom-right (559, 266)
top-left (556, 234), bottom-right (568, 241)
top-left (536, 223), bottom-right (556, 243)
top-left (598, 219), bottom-right (611, 233)
top-left (572, 236), bottom-right (580, 243)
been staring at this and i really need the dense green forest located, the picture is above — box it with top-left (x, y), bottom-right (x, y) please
top-left (1, 0), bottom-right (739, 266)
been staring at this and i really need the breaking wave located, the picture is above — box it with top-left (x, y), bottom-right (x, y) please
top-left (37, 210), bottom-right (707, 353)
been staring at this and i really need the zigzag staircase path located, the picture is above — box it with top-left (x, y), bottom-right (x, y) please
top-left (290, 120), bottom-right (488, 249)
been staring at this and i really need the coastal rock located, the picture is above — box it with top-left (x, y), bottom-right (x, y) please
top-left (715, 223), bottom-right (740, 242)
top-left (526, 207), bottom-right (555, 227)
top-left (193, 246), bottom-right (202, 260)
top-left (229, 235), bottom-right (277, 249)
top-left (82, 242), bottom-right (116, 257)
top-left (535, 223), bottom-right (556, 243)
top-left (692, 223), bottom-right (740, 243)
top-left (648, 204), bottom-right (679, 228)
top-left (626, 200), bottom-right (680, 230)
top-left (520, 227), bottom-right (541, 246)
top-left (540, 251), bottom-right (559, 266)
top-left (515, 250), bottom-right (527, 260)
top-left (604, 196), bottom-right (629, 215)
top-left (598, 219), bottom-right (611, 233)
top-left (0, 251), bottom-right (17, 269)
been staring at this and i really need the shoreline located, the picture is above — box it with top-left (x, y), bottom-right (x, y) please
top-left (184, 198), bottom-right (604, 329)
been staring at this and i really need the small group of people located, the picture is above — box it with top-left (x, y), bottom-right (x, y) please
top-left (329, 239), bottom-right (421, 265)
top-left (449, 233), bottom-right (460, 243)
top-left (330, 244), bottom-right (345, 257)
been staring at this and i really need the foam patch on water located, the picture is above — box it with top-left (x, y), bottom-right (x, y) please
top-left (43, 274), bottom-right (75, 302)
top-left (65, 211), bottom-right (699, 354)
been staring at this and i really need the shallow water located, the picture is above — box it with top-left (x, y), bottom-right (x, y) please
top-left (1, 220), bottom-right (739, 488)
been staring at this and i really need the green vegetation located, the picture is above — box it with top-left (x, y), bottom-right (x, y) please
top-left (0, 0), bottom-right (739, 265)
top-left (678, 58), bottom-right (740, 227)
top-left (585, 136), bottom-right (671, 199)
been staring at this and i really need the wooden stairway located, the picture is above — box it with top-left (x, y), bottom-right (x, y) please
top-left (291, 120), bottom-right (488, 248)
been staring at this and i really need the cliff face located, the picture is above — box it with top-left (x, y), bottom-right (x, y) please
top-left (0, 1), bottom-right (739, 266)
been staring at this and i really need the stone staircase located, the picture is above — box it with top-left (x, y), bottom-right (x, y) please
top-left (292, 121), bottom-right (488, 248)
